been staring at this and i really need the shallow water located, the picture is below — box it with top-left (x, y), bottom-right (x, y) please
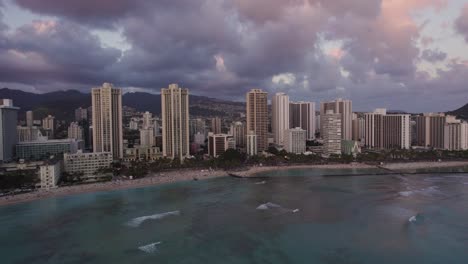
top-left (1, 168), bottom-right (468, 263)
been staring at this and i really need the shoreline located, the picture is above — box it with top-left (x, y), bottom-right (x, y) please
top-left (1, 161), bottom-right (468, 207)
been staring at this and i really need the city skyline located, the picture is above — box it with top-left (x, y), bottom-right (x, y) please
top-left (0, 1), bottom-right (467, 112)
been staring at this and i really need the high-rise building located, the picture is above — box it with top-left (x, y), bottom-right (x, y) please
top-left (189, 118), bottom-right (206, 142)
top-left (290, 101), bottom-right (316, 140)
top-left (246, 89), bottom-right (268, 152)
top-left (322, 110), bottom-right (342, 156)
top-left (161, 84), bottom-right (190, 161)
top-left (140, 127), bottom-right (155, 147)
top-left (211, 117), bottom-right (222, 134)
top-left (414, 113), bottom-right (446, 149)
top-left (364, 109), bottom-right (410, 149)
top-left (352, 113), bottom-right (365, 142)
top-left (92, 83), bottom-right (124, 160)
top-left (208, 133), bottom-right (234, 157)
top-left (26, 110), bottom-right (33, 127)
top-left (68, 122), bottom-right (84, 141)
top-left (246, 131), bottom-right (258, 156)
top-left (17, 126), bottom-right (42, 142)
top-left (75, 107), bottom-right (88, 122)
top-left (142, 111), bottom-right (153, 129)
top-left (230, 121), bottom-right (246, 148)
top-left (272, 93), bottom-right (290, 145)
top-left (444, 121), bottom-right (468, 151)
top-left (284, 127), bottom-right (306, 154)
top-left (320, 99), bottom-right (352, 140)
top-left (0, 99), bottom-right (19, 162)
top-left (42, 115), bottom-right (55, 133)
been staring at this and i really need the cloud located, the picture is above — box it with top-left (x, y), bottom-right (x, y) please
top-left (455, 4), bottom-right (468, 42)
top-left (0, 0), bottom-right (466, 112)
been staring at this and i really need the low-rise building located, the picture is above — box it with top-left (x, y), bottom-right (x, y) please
top-left (16, 138), bottom-right (83, 160)
top-left (284, 128), bottom-right (306, 154)
top-left (208, 133), bottom-right (234, 158)
top-left (39, 160), bottom-right (62, 189)
top-left (123, 146), bottom-right (162, 162)
top-left (64, 151), bottom-right (113, 179)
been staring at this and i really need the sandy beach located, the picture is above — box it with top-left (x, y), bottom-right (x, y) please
top-left (1, 161), bottom-right (468, 207)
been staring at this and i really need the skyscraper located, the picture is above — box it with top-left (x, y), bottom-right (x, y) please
top-left (320, 99), bottom-right (352, 140)
top-left (142, 111), bottom-right (153, 129)
top-left (322, 110), bottom-right (342, 156)
top-left (161, 84), bottom-right (190, 161)
top-left (92, 83), bottom-right (123, 160)
top-left (414, 113), bottom-right (446, 149)
top-left (364, 109), bottom-right (410, 149)
top-left (289, 101), bottom-right (316, 140)
top-left (26, 110), bottom-right (33, 127)
top-left (230, 121), bottom-right (246, 148)
top-left (246, 89), bottom-right (268, 152)
top-left (0, 99), bottom-right (19, 162)
top-left (42, 115), bottom-right (55, 134)
top-left (68, 122), bottom-right (84, 141)
top-left (272, 93), bottom-right (289, 146)
top-left (211, 117), bottom-right (222, 134)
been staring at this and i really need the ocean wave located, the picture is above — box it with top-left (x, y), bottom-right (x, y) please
top-left (126, 211), bottom-right (180, 227)
top-left (138, 242), bottom-right (161, 253)
top-left (256, 202), bottom-right (299, 213)
top-left (399, 186), bottom-right (442, 197)
top-left (255, 181), bottom-right (267, 185)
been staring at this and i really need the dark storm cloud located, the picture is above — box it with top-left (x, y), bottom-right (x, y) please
top-left (0, 0), bottom-right (467, 112)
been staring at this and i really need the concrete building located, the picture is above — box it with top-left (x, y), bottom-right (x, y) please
top-left (16, 138), bottom-right (82, 160)
top-left (68, 122), bottom-right (84, 141)
top-left (246, 89), bottom-right (268, 152)
top-left (414, 113), bottom-right (447, 149)
top-left (284, 127), bottom-right (306, 154)
top-left (0, 99), bottom-right (19, 162)
top-left (272, 93), bottom-right (290, 145)
top-left (64, 151), bottom-right (113, 179)
top-left (352, 113), bottom-right (365, 142)
top-left (17, 126), bottom-right (42, 142)
top-left (75, 107), bottom-right (88, 122)
top-left (142, 111), bottom-right (153, 129)
top-left (161, 84), bottom-right (190, 161)
top-left (26, 110), bottom-right (33, 127)
top-left (208, 133), bottom-right (234, 157)
top-left (320, 99), bottom-right (352, 140)
top-left (364, 109), bottom-right (410, 149)
top-left (39, 160), bottom-right (62, 189)
top-left (322, 110), bottom-right (342, 156)
top-left (124, 146), bottom-right (162, 162)
top-left (230, 121), bottom-right (246, 148)
top-left (246, 131), bottom-right (258, 156)
top-left (140, 127), bottom-right (155, 147)
top-left (92, 83), bottom-right (124, 160)
top-left (444, 122), bottom-right (468, 151)
top-left (211, 117), bottom-right (222, 134)
top-left (42, 115), bottom-right (55, 134)
top-left (189, 118), bottom-right (206, 142)
top-left (290, 101), bottom-right (316, 140)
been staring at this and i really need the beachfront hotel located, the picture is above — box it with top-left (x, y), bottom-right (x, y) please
top-left (161, 83), bottom-right (190, 161)
top-left (364, 109), bottom-right (411, 150)
top-left (246, 89), bottom-right (268, 152)
top-left (272, 93), bottom-right (290, 146)
top-left (320, 99), bottom-right (353, 141)
top-left (91, 83), bottom-right (124, 160)
top-left (284, 127), bottom-right (307, 154)
top-left (321, 110), bottom-right (342, 156)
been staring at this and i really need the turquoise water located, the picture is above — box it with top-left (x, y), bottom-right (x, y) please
top-left (1, 168), bottom-right (468, 263)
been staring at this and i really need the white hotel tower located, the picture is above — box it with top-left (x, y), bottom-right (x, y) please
top-left (272, 93), bottom-right (290, 146)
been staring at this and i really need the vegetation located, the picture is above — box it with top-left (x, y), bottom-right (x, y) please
top-left (0, 170), bottom-right (39, 191)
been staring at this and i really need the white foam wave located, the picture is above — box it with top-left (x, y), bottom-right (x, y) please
top-left (256, 202), bottom-right (281, 210)
top-left (138, 242), bottom-right (161, 253)
top-left (255, 181), bottom-right (267, 185)
top-left (126, 211), bottom-right (180, 227)
top-left (408, 215), bottom-right (417, 223)
top-left (399, 186), bottom-right (442, 197)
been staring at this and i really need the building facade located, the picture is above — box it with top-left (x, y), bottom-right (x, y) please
top-left (92, 83), bottom-right (124, 160)
top-left (17, 138), bottom-right (82, 160)
top-left (208, 133), bottom-right (234, 157)
top-left (322, 110), bottom-right (342, 156)
top-left (211, 117), bottom-right (222, 134)
top-left (39, 160), bottom-right (62, 189)
top-left (140, 128), bottom-right (155, 147)
top-left (0, 99), bottom-right (19, 162)
top-left (64, 151), bottom-right (113, 179)
top-left (364, 109), bottom-right (410, 149)
top-left (414, 113), bottom-right (447, 149)
top-left (284, 128), bottom-right (306, 154)
top-left (272, 93), bottom-right (290, 146)
top-left (161, 84), bottom-right (190, 161)
top-left (246, 89), bottom-right (268, 152)
top-left (230, 121), bottom-right (246, 148)
top-left (320, 99), bottom-right (352, 140)
top-left (246, 131), bottom-right (258, 156)
top-left (68, 122), bottom-right (84, 141)
top-left (444, 122), bottom-right (468, 151)
top-left (290, 101), bottom-right (316, 140)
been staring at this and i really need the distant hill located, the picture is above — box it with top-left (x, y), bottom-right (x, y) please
top-left (0, 88), bottom-right (245, 121)
top-left (447, 103), bottom-right (468, 120)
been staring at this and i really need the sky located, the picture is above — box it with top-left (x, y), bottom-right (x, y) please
top-left (0, 0), bottom-right (467, 112)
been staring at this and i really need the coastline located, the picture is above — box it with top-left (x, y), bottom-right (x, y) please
top-left (1, 160), bottom-right (468, 207)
